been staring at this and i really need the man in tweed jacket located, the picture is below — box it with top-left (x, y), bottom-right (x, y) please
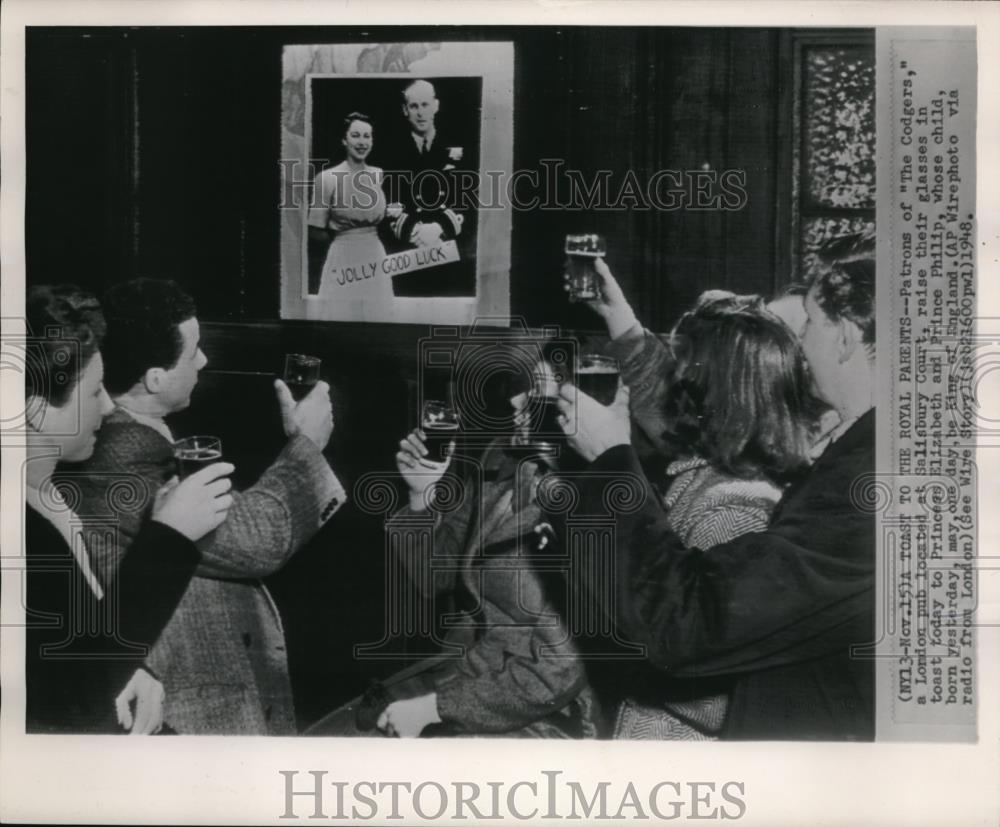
top-left (74, 279), bottom-right (345, 735)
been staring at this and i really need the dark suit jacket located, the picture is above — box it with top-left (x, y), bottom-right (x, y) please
top-left (379, 129), bottom-right (477, 297)
top-left (568, 410), bottom-right (876, 740)
top-left (25, 504), bottom-right (199, 733)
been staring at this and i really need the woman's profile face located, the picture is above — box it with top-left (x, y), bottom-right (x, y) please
top-left (33, 352), bottom-right (114, 463)
top-left (342, 120), bottom-right (373, 163)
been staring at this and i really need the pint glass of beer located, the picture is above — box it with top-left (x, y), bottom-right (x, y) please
top-left (421, 401), bottom-right (459, 463)
top-left (173, 436), bottom-right (223, 480)
top-left (524, 361), bottom-right (564, 452)
top-left (564, 233), bottom-right (606, 302)
top-left (283, 353), bottom-right (321, 401)
top-left (574, 354), bottom-right (620, 406)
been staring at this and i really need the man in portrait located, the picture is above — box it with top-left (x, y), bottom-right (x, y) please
top-left (380, 78), bottom-right (478, 298)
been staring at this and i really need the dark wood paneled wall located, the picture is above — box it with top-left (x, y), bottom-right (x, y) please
top-left (27, 26), bottom-right (786, 328)
top-left (26, 25), bottom-right (790, 727)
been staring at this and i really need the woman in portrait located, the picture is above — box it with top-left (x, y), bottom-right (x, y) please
top-left (571, 262), bottom-right (822, 739)
top-left (306, 112), bottom-right (393, 314)
top-left (24, 285), bottom-right (234, 733)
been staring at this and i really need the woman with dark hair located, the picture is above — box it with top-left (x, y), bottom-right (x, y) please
top-left (307, 111), bottom-right (392, 312)
top-left (311, 353), bottom-right (600, 739)
top-left (569, 263), bottom-right (819, 739)
top-left (23, 284), bottom-right (235, 733)
top-left (658, 294), bottom-right (817, 519)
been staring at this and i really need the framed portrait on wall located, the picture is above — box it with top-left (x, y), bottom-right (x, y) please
top-left (280, 41), bottom-right (513, 324)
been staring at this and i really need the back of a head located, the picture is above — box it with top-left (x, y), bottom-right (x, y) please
top-left (26, 284), bottom-right (105, 406)
top-left (664, 299), bottom-right (817, 481)
top-left (100, 278), bottom-right (196, 396)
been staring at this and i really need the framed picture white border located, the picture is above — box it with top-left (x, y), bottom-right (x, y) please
top-left (280, 41), bottom-right (514, 325)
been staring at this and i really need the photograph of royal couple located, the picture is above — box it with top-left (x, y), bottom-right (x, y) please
top-left (306, 78), bottom-right (479, 307)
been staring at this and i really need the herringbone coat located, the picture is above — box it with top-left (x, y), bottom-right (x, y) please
top-left (71, 408), bottom-right (344, 734)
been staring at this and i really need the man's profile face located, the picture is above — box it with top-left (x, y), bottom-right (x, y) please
top-left (799, 286), bottom-right (841, 408)
top-left (158, 316), bottom-right (208, 414)
top-left (403, 83), bottom-right (439, 135)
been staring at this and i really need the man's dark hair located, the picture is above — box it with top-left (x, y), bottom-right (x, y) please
top-left (26, 284), bottom-right (106, 406)
top-left (100, 278), bottom-right (197, 395)
top-left (817, 226), bottom-right (876, 265)
top-left (813, 258), bottom-right (876, 346)
top-left (776, 227), bottom-right (876, 299)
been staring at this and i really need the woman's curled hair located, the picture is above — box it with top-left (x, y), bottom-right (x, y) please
top-left (661, 294), bottom-right (820, 483)
top-left (341, 111), bottom-right (374, 138)
top-left (25, 284), bottom-right (105, 406)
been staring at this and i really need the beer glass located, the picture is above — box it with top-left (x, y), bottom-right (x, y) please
top-left (574, 354), bottom-right (620, 406)
top-left (524, 362), bottom-right (564, 453)
top-left (421, 400), bottom-right (459, 463)
top-left (173, 436), bottom-right (223, 480)
top-left (565, 233), bottom-right (606, 302)
top-left (283, 353), bottom-right (321, 402)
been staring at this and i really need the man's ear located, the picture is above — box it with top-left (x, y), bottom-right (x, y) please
top-left (142, 367), bottom-right (165, 394)
top-left (837, 319), bottom-right (863, 364)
